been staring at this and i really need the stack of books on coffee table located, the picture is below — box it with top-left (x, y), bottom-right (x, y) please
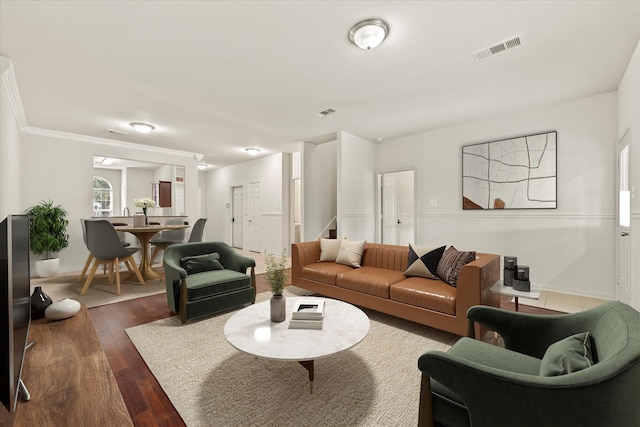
top-left (289, 299), bottom-right (325, 329)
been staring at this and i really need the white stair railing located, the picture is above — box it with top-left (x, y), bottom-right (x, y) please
top-left (316, 216), bottom-right (337, 240)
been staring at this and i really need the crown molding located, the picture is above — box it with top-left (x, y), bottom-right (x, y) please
top-left (23, 126), bottom-right (203, 159)
top-left (0, 56), bottom-right (28, 129)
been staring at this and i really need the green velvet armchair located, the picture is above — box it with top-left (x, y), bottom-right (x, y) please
top-left (164, 241), bottom-right (256, 324)
top-left (418, 301), bottom-right (640, 427)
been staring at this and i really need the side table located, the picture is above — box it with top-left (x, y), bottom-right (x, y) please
top-left (490, 280), bottom-right (542, 311)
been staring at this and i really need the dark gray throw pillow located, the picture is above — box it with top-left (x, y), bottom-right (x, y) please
top-left (180, 252), bottom-right (224, 274)
top-left (540, 332), bottom-right (595, 376)
top-left (436, 246), bottom-right (476, 287)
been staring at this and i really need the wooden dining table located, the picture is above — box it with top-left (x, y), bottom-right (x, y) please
top-left (114, 224), bottom-right (188, 281)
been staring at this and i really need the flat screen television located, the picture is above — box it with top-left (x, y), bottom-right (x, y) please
top-left (0, 215), bottom-right (31, 412)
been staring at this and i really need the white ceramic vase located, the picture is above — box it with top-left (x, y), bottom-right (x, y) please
top-left (45, 298), bottom-right (81, 320)
top-left (34, 258), bottom-right (60, 278)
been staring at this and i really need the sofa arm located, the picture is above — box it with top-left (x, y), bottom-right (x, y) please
top-left (455, 253), bottom-right (500, 326)
top-left (291, 241), bottom-right (321, 282)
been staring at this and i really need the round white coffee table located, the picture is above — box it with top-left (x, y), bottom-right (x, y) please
top-left (224, 297), bottom-right (370, 392)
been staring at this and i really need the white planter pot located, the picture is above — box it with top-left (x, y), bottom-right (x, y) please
top-left (35, 258), bottom-right (60, 278)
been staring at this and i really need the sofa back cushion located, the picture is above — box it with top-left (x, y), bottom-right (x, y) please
top-left (360, 243), bottom-right (408, 271)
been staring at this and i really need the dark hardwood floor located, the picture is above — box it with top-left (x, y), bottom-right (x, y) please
top-left (89, 275), bottom-right (563, 426)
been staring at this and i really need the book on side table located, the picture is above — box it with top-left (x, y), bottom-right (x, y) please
top-left (289, 299), bottom-right (325, 329)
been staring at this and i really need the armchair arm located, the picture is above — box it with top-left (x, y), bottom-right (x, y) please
top-left (467, 305), bottom-right (582, 358)
top-left (216, 245), bottom-right (256, 273)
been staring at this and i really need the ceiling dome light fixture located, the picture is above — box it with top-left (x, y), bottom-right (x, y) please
top-left (349, 18), bottom-right (389, 50)
top-left (245, 147), bottom-right (261, 156)
top-left (130, 122), bottom-right (155, 134)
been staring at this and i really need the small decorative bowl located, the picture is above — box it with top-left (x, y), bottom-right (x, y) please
top-left (44, 298), bottom-right (81, 320)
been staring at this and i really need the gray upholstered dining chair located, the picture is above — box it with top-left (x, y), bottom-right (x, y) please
top-left (80, 220), bottom-right (145, 295)
top-left (149, 218), bottom-right (187, 265)
top-left (186, 218), bottom-right (207, 242)
top-left (78, 219), bottom-right (131, 282)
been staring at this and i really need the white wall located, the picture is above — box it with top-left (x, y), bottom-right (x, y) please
top-left (617, 40), bottom-right (640, 310)
top-left (0, 59), bottom-right (22, 218)
top-left (204, 152), bottom-right (291, 255)
top-left (377, 92), bottom-right (618, 300)
top-left (301, 141), bottom-right (337, 241)
top-left (19, 129), bottom-right (200, 273)
top-left (338, 131), bottom-right (376, 241)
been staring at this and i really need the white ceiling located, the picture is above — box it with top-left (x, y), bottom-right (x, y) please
top-left (1, 1), bottom-right (639, 169)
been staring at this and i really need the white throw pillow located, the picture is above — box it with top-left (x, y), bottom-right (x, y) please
top-left (319, 238), bottom-right (342, 262)
top-left (335, 239), bottom-right (366, 267)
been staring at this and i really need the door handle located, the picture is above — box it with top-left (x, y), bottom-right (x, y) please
top-left (621, 231), bottom-right (629, 237)
top-left (397, 219), bottom-right (401, 224)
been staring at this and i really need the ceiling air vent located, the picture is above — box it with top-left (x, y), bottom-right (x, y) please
top-left (472, 34), bottom-right (524, 61)
top-left (107, 129), bottom-right (129, 135)
top-left (316, 108), bottom-right (337, 118)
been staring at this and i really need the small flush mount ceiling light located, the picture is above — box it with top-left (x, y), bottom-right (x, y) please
top-left (197, 163), bottom-right (208, 170)
top-left (130, 122), bottom-right (155, 134)
top-left (245, 147), bottom-right (261, 156)
top-left (349, 18), bottom-right (389, 50)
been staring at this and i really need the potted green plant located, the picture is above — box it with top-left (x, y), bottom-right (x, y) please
top-left (265, 250), bottom-right (288, 322)
top-left (24, 200), bottom-right (69, 277)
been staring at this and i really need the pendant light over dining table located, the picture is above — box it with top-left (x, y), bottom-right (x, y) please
top-left (348, 18), bottom-right (389, 50)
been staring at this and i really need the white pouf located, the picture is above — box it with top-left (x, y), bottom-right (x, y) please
top-left (44, 298), bottom-right (81, 320)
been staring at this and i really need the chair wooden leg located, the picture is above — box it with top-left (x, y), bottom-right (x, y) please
top-left (114, 257), bottom-right (121, 295)
top-left (127, 256), bottom-right (145, 285)
top-left (81, 260), bottom-right (101, 296)
top-left (150, 246), bottom-right (160, 266)
top-left (180, 278), bottom-right (188, 325)
top-left (250, 266), bottom-right (256, 303)
top-left (107, 262), bottom-right (114, 283)
top-left (78, 254), bottom-right (93, 282)
top-left (418, 373), bottom-right (435, 427)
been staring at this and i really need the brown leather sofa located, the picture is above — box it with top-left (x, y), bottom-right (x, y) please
top-left (291, 241), bottom-right (500, 337)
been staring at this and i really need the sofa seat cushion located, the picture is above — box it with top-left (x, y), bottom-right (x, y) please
top-left (336, 266), bottom-right (406, 298)
top-left (186, 269), bottom-right (252, 300)
top-left (301, 262), bottom-right (354, 285)
top-left (390, 277), bottom-right (457, 315)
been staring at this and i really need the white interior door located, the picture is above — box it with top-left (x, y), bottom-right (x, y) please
top-left (232, 186), bottom-right (243, 249)
top-left (617, 131), bottom-right (631, 304)
top-left (382, 175), bottom-right (399, 245)
top-left (248, 182), bottom-right (262, 252)
top-left (378, 170), bottom-right (415, 245)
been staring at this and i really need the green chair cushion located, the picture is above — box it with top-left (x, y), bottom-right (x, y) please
top-left (540, 332), bottom-right (595, 376)
top-left (186, 269), bottom-right (251, 300)
top-left (181, 252), bottom-right (224, 274)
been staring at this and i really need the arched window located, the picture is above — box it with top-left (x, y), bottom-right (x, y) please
top-left (93, 176), bottom-right (113, 217)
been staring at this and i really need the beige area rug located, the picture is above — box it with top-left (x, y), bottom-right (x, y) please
top-left (30, 271), bottom-right (166, 308)
top-left (126, 289), bottom-right (459, 427)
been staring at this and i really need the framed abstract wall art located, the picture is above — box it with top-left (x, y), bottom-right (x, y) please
top-left (462, 131), bottom-right (557, 210)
